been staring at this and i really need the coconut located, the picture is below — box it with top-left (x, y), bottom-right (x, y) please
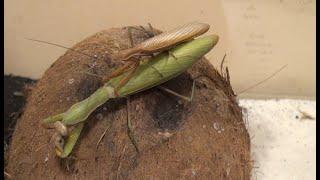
top-left (7, 26), bottom-right (251, 179)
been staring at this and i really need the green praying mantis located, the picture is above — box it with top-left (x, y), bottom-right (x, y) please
top-left (40, 22), bottom-right (219, 158)
top-left (101, 22), bottom-right (210, 92)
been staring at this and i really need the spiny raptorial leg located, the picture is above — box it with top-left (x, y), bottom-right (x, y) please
top-left (128, 24), bottom-right (190, 99)
top-left (101, 26), bottom-right (141, 84)
top-left (114, 61), bottom-right (140, 95)
top-left (112, 24), bottom-right (157, 92)
top-left (102, 61), bottom-right (135, 83)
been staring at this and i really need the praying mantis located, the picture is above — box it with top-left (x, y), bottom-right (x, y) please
top-left (40, 22), bottom-right (219, 158)
top-left (102, 22), bottom-right (210, 93)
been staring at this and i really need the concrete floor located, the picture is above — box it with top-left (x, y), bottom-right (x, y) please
top-left (239, 99), bottom-right (316, 180)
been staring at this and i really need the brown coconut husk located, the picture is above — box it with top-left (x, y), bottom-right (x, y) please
top-left (6, 26), bottom-right (252, 179)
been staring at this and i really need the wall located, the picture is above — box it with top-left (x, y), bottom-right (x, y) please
top-left (4, 0), bottom-right (315, 99)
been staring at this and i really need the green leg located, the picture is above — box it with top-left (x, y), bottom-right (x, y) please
top-left (42, 85), bottom-right (114, 158)
top-left (42, 113), bottom-right (64, 124)
top-left (126, 97), bottom-right (140, 154)
top-left (158, 80), bottom-right (196, 102)
top-left (80, 70), bottom-right (103, 78)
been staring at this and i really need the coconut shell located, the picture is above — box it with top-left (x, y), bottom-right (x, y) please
top-left (7, 26), bottom-right (251, 179)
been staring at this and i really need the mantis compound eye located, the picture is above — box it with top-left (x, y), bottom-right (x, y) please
top-left (53, 133), bottom-right (65, 156)
top-left (53, 121), bottom-right (68, 136)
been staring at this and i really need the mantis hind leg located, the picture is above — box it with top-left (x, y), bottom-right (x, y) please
top-left (127, 26), bottom-right (135, 48)
top-left (126, 96), bottom-right (139, 154)
top-left (102, 61), bottom-right (135, 83)
top-left (139, 23), bottom-right (157, 38)
top-left (158, 80), bottom-right (196, 102)
top-left (128, 23), bottom-right (157, 39)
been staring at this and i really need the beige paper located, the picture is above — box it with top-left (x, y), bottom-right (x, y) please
top-left (220, 0), bottom-right (316, 99)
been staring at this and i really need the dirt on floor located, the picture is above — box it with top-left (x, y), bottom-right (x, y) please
top-left (6, 26), bottom-right (252, 179)
top-left (4, 75), bottom-right (37, 140)
top-left (4, 75), bottom-right (37, 169)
